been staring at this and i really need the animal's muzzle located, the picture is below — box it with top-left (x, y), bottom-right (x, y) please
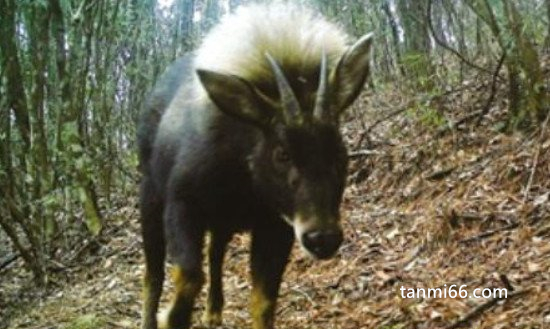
top-left (301, 228), bottom-right (343, 259)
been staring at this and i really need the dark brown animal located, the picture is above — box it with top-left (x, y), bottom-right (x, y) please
top-left (137, 4), bottom-right (372, 329)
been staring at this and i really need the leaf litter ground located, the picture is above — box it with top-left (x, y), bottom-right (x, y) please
top-left (2, 72), bottom-right (550, 329)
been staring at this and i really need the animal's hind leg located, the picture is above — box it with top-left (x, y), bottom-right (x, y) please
top-left (250, 222), bottom-right (294, 329)
top-left (140, 176), bottom-right (166, 329)
top-left (204, 231), bottom-right (232, 327)
top-left (164, 200), bottom-right (205, 329)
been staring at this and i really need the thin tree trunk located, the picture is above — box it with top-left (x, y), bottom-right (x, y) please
top-left (0, 0), bottom-right (31, 150)
top-left (382, 1), bottom-right (405, 76)
top-left (545, 0), bottom-right (550, 49)
top-left (501, 0), bottom-right (546, 127)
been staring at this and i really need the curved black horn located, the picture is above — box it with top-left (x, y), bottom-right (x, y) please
top-left (313, 51), bottom-right (329, 121)
top-left (265, 53), bottom-right (302, 124)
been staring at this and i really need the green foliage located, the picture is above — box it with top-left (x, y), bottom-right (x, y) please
top-left (418, 105), bottom-right (446, 128)
top-left (62, 314), bottom-right (106, 329)
top-left (406, 101), bottom-right (446, 129)
top-left (401, 52), bottom-right (436, 91)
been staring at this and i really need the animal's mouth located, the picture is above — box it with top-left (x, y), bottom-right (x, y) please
top-left (284, 214), bottom-right (343, 259)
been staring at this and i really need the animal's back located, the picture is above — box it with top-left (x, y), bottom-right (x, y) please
top-left (137, 55), bottom-right (194, 173)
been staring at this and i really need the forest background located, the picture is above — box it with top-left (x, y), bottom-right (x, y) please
top-left (1, 0), bottom-right (549, 328)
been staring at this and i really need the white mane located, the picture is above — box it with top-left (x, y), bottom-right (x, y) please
top-left (194, 2), bottom-right (349, 81)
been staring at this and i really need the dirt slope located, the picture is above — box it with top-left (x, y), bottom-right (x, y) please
top-left (2, 79), bottom-right (550, 329)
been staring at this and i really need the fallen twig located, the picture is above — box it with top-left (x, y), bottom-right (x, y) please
top-left (290, 287), bottom-right (317, 307)
top-left (364, 103), bottom-right (411, 135)
top-left (445, 288), bottom-right (530, 329)
top-left (0, 253), bottom-right (19, 271)
top-left (522, 111), bottom-right (550, 204)
top-left (400, 244), bottom-right (426, 270)
top-left (459, 222), bottom-right (519, 244)
top-left (425, 166), bottom-right (456, 181)
top-left (434, 109), bottom-right (483, 138)
top-left (348, 149), bottom-right (382, 159)
top-left (499, 273), bottom-right (515, 292)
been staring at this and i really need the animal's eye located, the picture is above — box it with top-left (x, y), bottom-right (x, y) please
top-left (273, 146), bottom-right (291, 165)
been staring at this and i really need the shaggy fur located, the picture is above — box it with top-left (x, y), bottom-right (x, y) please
top-left (195, 2), bottom-right (348, 86)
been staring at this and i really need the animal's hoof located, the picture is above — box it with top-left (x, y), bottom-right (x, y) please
top-left (202, 311), bottom-right (222, 328)
top-left (157, 308), bottom-right (170, 329)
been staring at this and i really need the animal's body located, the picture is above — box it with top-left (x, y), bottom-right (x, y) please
top-left (137, 3), bottom-right (373, 329)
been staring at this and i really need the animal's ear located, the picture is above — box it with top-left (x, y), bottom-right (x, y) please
top-left (197, 69), bottom-right (272, 127)
top-left (330, 33), bottom-right (373, 114)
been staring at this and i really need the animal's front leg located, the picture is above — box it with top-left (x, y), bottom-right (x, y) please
top-left (204, 230), bottom-right (232, 327)
top-left (250, 222), bottom-right (294, 329)
top-left (163, 199), bottom-right (205, 329)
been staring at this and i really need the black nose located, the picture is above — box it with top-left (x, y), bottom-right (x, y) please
top-left (302, 229), bottom-right (343, 259)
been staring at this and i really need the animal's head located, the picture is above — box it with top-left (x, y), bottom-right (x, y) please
top-left (197, 33), bottom-right (373, 259)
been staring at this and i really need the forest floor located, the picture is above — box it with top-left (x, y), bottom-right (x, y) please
top-left (2, 69), bottom-right (550, 329)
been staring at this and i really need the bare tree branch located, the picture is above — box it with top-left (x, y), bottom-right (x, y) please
top-left (427, 0), bottom-right (504, 79)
